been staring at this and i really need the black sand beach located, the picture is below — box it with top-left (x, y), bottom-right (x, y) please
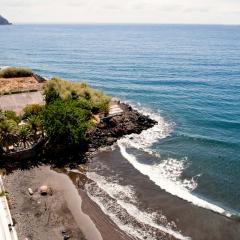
top-left (4, 147), bottom-right (240, 240)
top-left (3, 165), bottom-right (134, 240)
top-left (87, 147), bottom-right (240, 240)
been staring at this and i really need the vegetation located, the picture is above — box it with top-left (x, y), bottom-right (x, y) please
top-left (22, 104), bottom-right (44, 120)
top-left (44, 78), bottom-right (110, 115)
top-left (42, 99), bottom-right (92, 145)
top-left (0, 118), bottom-right (18, 151)
top-left (0, 67), bottom-right (33, 78)
top-left (0, 77), bottom-right (111, 154)
top-left (0, 108), bottom-right (43, 153)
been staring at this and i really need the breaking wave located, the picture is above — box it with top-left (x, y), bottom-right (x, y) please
top-left (117, 104), bottom-right (233, 218)
top-left (86, 172), bottom-right (191, 240)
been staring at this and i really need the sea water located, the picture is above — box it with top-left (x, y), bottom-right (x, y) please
top-left (1, 24), bottom-right (240, 239)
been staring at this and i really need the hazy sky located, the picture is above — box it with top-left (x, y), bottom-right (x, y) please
top-left (1, 0), bottom-right (240, 24)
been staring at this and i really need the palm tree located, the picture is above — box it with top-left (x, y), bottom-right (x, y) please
top-left (0, 119), bottom-right (18, 152)
top-left (18, 125), bottom-right (31, 149)
top-left (27, 116), bottom-right (44, 138)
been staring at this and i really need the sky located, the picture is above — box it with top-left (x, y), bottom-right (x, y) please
top-left (1, 0), bottom-right (240, 24)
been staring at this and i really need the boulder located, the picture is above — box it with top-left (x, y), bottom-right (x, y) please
top-left (39, 185), bottom-right (48, 195)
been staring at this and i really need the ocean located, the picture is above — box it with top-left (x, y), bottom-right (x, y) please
top-left (1, 24), bottom-right (240, 239)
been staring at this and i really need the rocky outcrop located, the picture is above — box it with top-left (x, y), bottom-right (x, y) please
top-left (0, 15), bottom-right (11, 25)
top-left (87, 102), bottom-right (157, 151)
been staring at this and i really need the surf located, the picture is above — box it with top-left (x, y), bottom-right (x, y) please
top-left (117, 104), bottom-right (235, 218)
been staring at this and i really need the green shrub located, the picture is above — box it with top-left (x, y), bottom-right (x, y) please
top-left (4, 110), bottom-right (20, 123)
top-left (0, 110), bottom-right (20, 123)
top-left (0, 119), bottom-right (18, 151)
top-left (0, 67), bottom-right (33, 78)
top-left (42, 99), bottom-right (92, 145)
top-left (22, 104), bottom-right (44, 120)
top-left (44, 87), bottom-right (60, 104)
top-left (44, 78), bottom-right (111, 114)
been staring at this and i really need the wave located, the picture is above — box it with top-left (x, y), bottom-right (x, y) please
top-left (118, 143), bottom-right (233, 218)
top-left (116, 103), bottom-right (234, 218)
top-left (86, 172), bottom-right (190, 240)
top-left (116, 100), bottom-right (174, 153)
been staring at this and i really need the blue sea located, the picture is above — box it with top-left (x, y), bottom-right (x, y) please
top-left (1, 24), bottom-right (240, 239)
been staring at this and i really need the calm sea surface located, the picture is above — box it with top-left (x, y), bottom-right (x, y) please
top-left (1, 24), bottom-right (240, 238)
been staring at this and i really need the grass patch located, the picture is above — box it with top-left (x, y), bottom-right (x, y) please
top-left (0, 67), bottom-right (33, 78)
top-left (44, 77), bottom-right (111, 115)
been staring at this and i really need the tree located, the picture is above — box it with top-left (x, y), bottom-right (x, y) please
top-left (0, 119), bottom-right (18, 152)
top-left (27, 115), bottom-right (44, 138)
top-left (17, 125), bottom-right (31, 149)
top-left (42, 99), bottom-right (92, 145)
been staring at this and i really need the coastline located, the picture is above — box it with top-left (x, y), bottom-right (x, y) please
top-left (87, 147), bottom-right (240, 240)
top-left (3, 165), bottom-right (135, 240)
top-left (4, 146), bottom-right (240, 240)
top-left (1, 99), bottom-right (158, 239)
top-left (1, 74), bottom-right (239, 239)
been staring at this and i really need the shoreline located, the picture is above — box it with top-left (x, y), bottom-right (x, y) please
top-left (3, 165), bottom-right (135, 240)
top-left (1, 80), bottom-right (239, 239)
top-left (4, 147), bottom-right (240, 240)
top-left (1, 98), bottom-right (158, 240)
top-left (86, 146), bottom-right (240, 240)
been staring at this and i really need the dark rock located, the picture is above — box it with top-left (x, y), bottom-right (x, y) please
top-left (0, 15), bottom-right (11, 25)
top-left (87, 101), bottom-right (157, 155)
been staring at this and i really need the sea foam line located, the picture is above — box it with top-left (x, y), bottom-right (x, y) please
top-left (116, 103), bottom-right (233, 217)
top-left (118, 143), bottom-right (232, 218)
top-left (86, 172), bottom-right (190, 240)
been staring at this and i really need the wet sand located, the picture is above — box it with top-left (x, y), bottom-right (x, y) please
top-left (3, 148), bottom-right (240, 240)
top-left (3, 165), bottom-right (133, 240)
top-left (89, 147), bottom-right (240, 240)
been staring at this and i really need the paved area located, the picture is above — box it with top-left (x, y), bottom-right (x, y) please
top-left (0, 91), bottom-right (44, 113)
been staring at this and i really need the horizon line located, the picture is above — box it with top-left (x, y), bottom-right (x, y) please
top-left (8, 22), bottom-right (240, 26)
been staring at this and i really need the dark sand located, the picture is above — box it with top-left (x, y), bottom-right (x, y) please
top-left (3, 165), bottom-right (134, 240)
top-left (3, 148), bottom-right (240, 240)
top-left (90, 148), bottom-right (240, 240)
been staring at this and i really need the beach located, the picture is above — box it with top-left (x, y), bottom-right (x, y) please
top-left (3, 146), bottom-right (240, 240)
top-left (3, 165), bottom-right (134, 240)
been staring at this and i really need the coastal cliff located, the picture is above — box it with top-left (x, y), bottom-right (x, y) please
top-left (0, 15), bottom-right (11, 25)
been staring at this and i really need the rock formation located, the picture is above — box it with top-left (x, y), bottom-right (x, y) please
top-left (0, 15), bottom-right (11, 25)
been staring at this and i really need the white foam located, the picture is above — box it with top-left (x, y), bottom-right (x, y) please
top-left (86, 172), bottom-right (190, 240)
top-left (87, 172), bottom-right (137, 203)
top-left (119, 102), bottom-right (173, 153)
top-left (156, 157), bottom-right (197, 191)
top-left (118, 143), bottom-right (232, 217)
